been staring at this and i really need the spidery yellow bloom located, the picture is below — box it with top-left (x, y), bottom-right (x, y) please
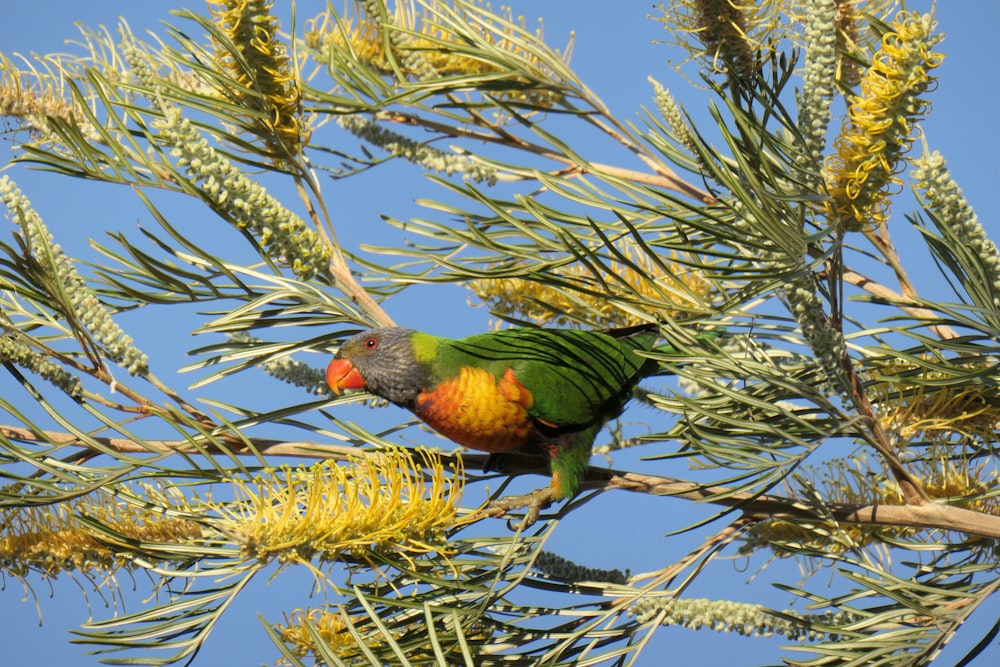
top-left (654, 0), bottom-right (784, 77)
top-left (829, 0), bottom-right (901, 88)
top-left (304, 0), bottom-right (571, 107)
top-left (824, 11), bottom-right (943, 232)
top-left (0, 484), bottom-right (202, 579)
top-left (209, 0), bottom-right (309, 157)
top-left (0, 55), bottom-right (85, 139)
top-left (740, 453), bottom-right (999, 557)
top-left (276, 608), bottom-right (365, 662)
top-left (471, 242), bottom-right (715, 329)
top-left (864, 357), bottom-right (1000, 443)
top-left (214, 448), bottom-right (462, 568)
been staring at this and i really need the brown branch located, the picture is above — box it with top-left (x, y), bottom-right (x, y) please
top-left (374, 110), bottom-right (713, 202)
top-left (289, 169), bottom-right (395, 328)
top-left (813, 251), bottom-right (959, 340)
top-left (7, 426), bottom-right (998, 540)
top-left (865, 225), bottom-right (919, 300)
top-left (839, 357), bottom-right (933, 506)
top-left (0, 425), bottom-right (368, 460)
top-left (598, 468), bottom-right (1000, 540)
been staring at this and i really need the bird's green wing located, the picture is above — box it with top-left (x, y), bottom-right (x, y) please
top-left (438, 328), bottom-right (654, 427)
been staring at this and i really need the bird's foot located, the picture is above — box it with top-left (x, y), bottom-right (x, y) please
top-left (481, 452), bottom-right (505, 473)
top-left (487, 486), bottom-right (556, 530)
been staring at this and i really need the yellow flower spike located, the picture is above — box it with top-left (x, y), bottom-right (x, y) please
top-left (471, 242), bottom-right (715, 329)
top-left (0, 484), bottom-right (203, 580)
top-left (862, 357), bottom-right (1000, 443)
top-left (305, 0), bottom-right (571, 107)
top-left (824, 10), bottom-right (944, 232)
top-left (739, 452), bottom-right (1000, 558)
top-left (0, 54), bottom-right (89, 139)
top-left (215, 448), bottom-right (463, 569)
top-left (276, 608), bottom-right (367, 661)
top-left (654, 0), bottom-right (786, 77)
top-left (209, 0), bottom-right (309, 158)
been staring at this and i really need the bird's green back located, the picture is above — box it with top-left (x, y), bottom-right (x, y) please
top-left (416, 328), bottom-right (656, 427)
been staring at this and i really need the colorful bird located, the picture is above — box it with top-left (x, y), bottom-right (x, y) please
top-left (326, 325), bottom-right (703, 525)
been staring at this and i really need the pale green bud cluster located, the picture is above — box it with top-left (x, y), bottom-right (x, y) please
top-left (533, 550), bottom-right (627, 584)
top-left (649, 77), bottom-right (699, 159)
top-left (262, 355), bottom-right (329, 396)
top-left (0, 330), bottom-right (82, 397)
top-left (629, 596), bottom-right (851, 641)
top-left (119, 36), bottom-right (159, 90)
top-left (784, 273), bottom-right (849, 398)
top-left (152, 107), bottom-right (331, 280)
top-left (796, 0), bottom-right (838, 162)
top-left (338, 114), bottom-right (497, 185)
top-left (912, 151), bottom-right (1000, 307)
top-left (0, 176), bottom-right (148, 376)
top-left (229, 332), bottom-right (329, 395)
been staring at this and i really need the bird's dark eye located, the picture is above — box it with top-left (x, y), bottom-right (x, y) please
top-left (365, 337), bottom-right (378, 350)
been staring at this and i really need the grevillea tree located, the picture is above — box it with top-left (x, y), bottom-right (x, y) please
top-left (1, 1), bottom-right (998, 665)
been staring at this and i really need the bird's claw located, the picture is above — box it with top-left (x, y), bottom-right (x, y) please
top-left (487, 487), bottom-right (556, 530)
top-left (481, 453), bottom-right (505, 473)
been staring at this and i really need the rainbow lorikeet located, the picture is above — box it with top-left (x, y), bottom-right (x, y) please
top-left (326, 325), bottom-right (694, 525)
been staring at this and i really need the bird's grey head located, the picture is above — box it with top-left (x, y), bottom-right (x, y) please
top-left (328, 327), bottom-right (427, 406)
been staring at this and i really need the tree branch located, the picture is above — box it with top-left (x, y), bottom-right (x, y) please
top-left (7, 425), bottom-right (998, 540)
top-left (374, 110), bottom-right (713, 202)
top-left (598, 468), bottom-right (1000, 540)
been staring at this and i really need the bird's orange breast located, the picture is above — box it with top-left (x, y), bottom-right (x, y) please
top-left (413, 366), bottom-right (535, 453)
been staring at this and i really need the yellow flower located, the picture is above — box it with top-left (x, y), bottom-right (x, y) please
top-left (829, 0), bottom-right (901, 89)
top-left (213, 448), bottom-right (463, 567)
top-left (740, 454), bottom-right (999, 557)
top-left (209, 0), bottom-right (308, 157)
top-left (824, 11), bottom-right (943, 231)
top-left (654, 0), bottom-right (784, 77)
top-left (864, 357), bottom-right (1000, 443)
top-left (0, 54), bottom-right (82, 138)
top-left (276, 608), bottom-right (365, 661)
top-left (0, 483), bottom-right (202, 579)
top-left (471, 243), bottom-right (715, 329)
top-left (304, 0), bottom-right (571, 107)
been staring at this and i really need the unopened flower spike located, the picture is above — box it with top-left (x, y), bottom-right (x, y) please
top-left (0, 328), bottom-right (83, 397)
top-left (229, 332), bottom-right (330, 395)
top-left (912, 151), bottom-right (1000, 309)
top-left (782, 273), bottom-right (849, 398)
top-left (796, 0), bottom-right (839, 163)
top-left (0, 176), bottom-right (149, 376)
top-left (337, 114), bottom-right (497, 184)
top-left (629, 596), bottom-right (857, 641)
top-left (151, 107), bottom-right (331, 280)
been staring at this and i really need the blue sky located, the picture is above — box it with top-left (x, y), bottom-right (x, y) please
top-left (2, 1), bottom-right (999, 665)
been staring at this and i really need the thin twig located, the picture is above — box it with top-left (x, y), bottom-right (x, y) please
top-left (374, 110), bottom-right (713, 201)
top-left (6, 426), bottom-right (998, 540)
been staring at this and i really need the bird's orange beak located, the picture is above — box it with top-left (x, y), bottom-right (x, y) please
top-left (326, 358), bottom-right (366, 394)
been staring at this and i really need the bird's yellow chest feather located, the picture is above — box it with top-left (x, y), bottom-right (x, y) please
top-left (413, 366), bottom-right (535, 453)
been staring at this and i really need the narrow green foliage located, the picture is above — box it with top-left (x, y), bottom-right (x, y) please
top-left (1, 2), bottom-right (998, 667)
